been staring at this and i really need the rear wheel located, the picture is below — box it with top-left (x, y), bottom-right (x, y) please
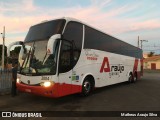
top-left (128, 73), bottom-right (133, 83)
top-left (133, 73), bottom-right (137, 83)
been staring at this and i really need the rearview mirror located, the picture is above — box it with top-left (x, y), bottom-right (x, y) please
top-left (7, 41), bottom-right (24, 57)
top-left (47, 34), bottom-right (61, 54)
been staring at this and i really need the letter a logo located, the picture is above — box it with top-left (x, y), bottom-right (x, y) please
top-left (100, 57), bottom-right (110, 73)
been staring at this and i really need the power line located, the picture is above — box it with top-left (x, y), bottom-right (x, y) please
top-left (143, 43), bottom-right (160, 54)
top-left (143, 49), bottom-right (160, 51)
top-left (143, 46), bottom-right (160, 48)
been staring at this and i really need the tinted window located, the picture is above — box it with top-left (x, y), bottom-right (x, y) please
top-left (59, 41), bottom-right (72, 73)
top-left (63, 22), bottom-right (83, 67)
top-left (84, 26), bottom-right (142, 58)
top-left (63, 22), bottom-right (83, 50)
top-left (25, 19), bottom-right (66, 42)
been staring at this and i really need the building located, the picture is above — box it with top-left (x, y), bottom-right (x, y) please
top-left (143, 53), bottom-right (149, 59)
top-left (143, 55), bottom-right (160, 70)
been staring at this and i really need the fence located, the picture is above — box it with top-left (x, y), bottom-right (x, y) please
top-left (0, 69), bottom-right (12, 94)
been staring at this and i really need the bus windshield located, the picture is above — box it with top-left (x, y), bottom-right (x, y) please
top-left (19, 19), bottom-right (65, 75)
top-left (24, 19), bottom-right (65, 42)
top-left (20, 39), bottom-right (60, 75)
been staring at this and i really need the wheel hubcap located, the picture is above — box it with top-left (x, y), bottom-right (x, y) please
top-left (129, 75), bottom-right (132, 82)
top-left (84, 81), bottom-right (91, 93)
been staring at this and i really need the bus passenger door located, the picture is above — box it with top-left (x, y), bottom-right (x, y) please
top-left (58, 22), bottom-right (83, 97)
top-left (58, 40), bottom-right (73, 97)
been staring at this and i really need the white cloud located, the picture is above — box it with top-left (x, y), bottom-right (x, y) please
top-left (0, 0), bottom-right (160, 47)
top-left (0, 0), bottom-right (36, 14)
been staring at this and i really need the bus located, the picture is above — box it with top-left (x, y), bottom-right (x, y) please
top-left (8, 17), bottom-right (143, 98)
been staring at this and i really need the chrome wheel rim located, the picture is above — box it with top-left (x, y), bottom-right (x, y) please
top-left (129, 75), bottom-right (132, 82)
top-left (83, 81), bottom-right (91, 93)
top-left (134, 75), bottom-right (137, 82)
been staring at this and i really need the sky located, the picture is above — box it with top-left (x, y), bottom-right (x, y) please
top-left (0, 0), bottom-right (160, 54)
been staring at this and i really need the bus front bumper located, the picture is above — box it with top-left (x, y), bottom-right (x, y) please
top-left (16, 83), bottom-right (59, 98)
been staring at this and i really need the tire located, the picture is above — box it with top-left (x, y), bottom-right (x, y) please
top-left (128, 73), bottom-right (133, 83)
top-left (82, 78), bottom-right (93, 96)
top-left (133, 73), bottom-right (137, 83)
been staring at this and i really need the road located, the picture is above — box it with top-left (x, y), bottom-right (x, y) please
top-left (0, 71), bottom-right (160, 120)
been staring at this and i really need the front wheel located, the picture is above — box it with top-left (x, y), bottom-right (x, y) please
top-left (82, 79), bottom-right (92, 96)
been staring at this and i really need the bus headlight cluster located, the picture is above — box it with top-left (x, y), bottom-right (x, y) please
top-left (41, 81), bottom-right (54, 87)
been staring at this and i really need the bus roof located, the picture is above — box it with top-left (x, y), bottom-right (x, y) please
top-left (63, 17), bottom-right (141, 51)
top-left (32, 17), bottom-right (141, 51)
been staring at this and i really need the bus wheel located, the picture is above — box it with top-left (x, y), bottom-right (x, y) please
top-left (128, 73), bottom-right (133, 83)
top-left (133, 73), bottom-right (137, 83)
top-left (82, 79), bottom-right (92, 96)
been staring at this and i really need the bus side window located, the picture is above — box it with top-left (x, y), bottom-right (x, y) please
top-left (73, 49), bottom-right (81, 66)
top-left (59, 41), bottom-right (72, 73)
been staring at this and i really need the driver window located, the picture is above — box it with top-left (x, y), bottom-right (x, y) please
top-left (63, 22), bottom-right (83, 68)
top-left (59, 41), bottom-right (72, 73)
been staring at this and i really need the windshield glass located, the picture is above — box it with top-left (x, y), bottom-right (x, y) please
top-left (25, 19), bottom-right (65, 42)
top-left (20, 40), bottom-right (59, 75)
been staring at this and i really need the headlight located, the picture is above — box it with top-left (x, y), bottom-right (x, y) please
top-left (44, 81), bottom-right (51, 87)
top-left (41, 81), bottom-right (54, 87)
top-left (16, 78), bottom-right (20, 83)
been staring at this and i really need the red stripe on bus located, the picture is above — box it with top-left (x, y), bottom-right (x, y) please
top-left (133, 59), bottom-right (139, 73)
top-left (17, 83), bottom-right (82, 98)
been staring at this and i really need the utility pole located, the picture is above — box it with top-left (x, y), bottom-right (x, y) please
top-left (140, 40), bottom-right (148, 50)
top-left (138, 36), bottom-right (140, 48)
top-left (1, 26), bottom-right (5, 70)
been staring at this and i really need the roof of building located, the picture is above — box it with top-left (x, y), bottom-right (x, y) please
top-left (144, 55), bottom-right (160, 62)
top-left (143, 53), bottom-right (149, 58)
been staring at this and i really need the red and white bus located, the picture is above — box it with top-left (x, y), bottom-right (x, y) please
top-left (8, 17), bottom-right (143, 98)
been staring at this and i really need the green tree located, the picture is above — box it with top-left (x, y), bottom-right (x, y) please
top-left (148, 52), bottom-right (155, 57)
top-left (13, 46), bottom-right (21, 54)
top-left (0, 45), bottom-right (7, 64)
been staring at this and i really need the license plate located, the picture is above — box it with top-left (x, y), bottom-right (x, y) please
top-left (25, 89), bottom-right (31, 92)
